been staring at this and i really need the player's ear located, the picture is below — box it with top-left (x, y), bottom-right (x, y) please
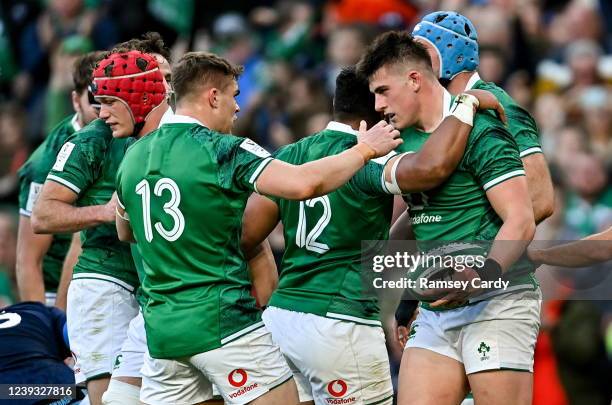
top-left (208, 88), bottom-right (219, 108)
top-left (407, 70), bottom-right (421, 93)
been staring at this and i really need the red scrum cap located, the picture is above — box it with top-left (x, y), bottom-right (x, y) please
top-left (91, 50), bottom-right (166, 126)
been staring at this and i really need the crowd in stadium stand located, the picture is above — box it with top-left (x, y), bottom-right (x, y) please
top-left (0, 0), bottom-right (610, 403)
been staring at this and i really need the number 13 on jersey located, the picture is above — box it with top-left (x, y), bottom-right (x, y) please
top-left (135, 178), bottom-right (185, 242)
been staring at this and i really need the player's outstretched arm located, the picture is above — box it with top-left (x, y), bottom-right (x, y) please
top-left (528, 226), bottom-right (612, 267)
top-left (486, 176), bottom-right (536, 271)
top-left (522, 153), bottom-right (554, 224)
top-left (55, 232), bottom-right (81, 311)
top-left (256, 120), bottom-right (402, 200)
top-left (383, 91), bottom-right (503, 193)
top-left (16, 216), bottom-right (53, 303)
top-left (32, 181), bottom-right (116, 234)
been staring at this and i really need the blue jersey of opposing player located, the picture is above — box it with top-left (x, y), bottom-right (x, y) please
top-left (0, 301), bottom-right (72, 380)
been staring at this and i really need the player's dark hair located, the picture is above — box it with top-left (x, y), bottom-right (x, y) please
top-left (172, 52), bottom-right (244, 103)
top-left (357, 31), bottom-right (433, 79)
top-left (72, 51), bottom-right (107, 94)
top-left (112, 32), bottom-right (171, 62)
top-left (333, 66), bottom-right (380, 127)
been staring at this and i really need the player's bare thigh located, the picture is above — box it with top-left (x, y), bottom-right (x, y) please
top-left (250, 378), bottom-right (299, 405)
top-left (398, 348), bottom-right (469, 405)
top-left (468, 370), bottom-right (532, 405)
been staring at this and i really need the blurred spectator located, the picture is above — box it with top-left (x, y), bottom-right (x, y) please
top-left (477, 45), bottom-right (507, 84)
top-left (552, 126), bottom-right (589, 168)
top-left (211, 13), bottom-right (266, 112)
top-left (262, 0), bottom-right (318, 67)
top-left (45, 35), bottom-right (93, 133)
top-left (323, 23), bottom-right (374, 94)
top-left (564, 40), bottom-right (604, 94)
top-left (561, 153), bottom-right (612, 238)
top-left (0, 103), bottom-right (28, 204)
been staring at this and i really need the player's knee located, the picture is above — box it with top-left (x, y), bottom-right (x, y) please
top-left (102, 379), bottom-right (142, 405)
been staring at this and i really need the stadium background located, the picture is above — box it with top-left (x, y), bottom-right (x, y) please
top-left (0, 0), bottom-right (610, 403)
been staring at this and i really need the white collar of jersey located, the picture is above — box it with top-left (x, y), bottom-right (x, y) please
top-left (161, 113), bottom-right (206, 127)
top-left (326, 121), bottom-right (357, 135)
top-left (71, 114), bottom-right (81, 132)
top-left (464, 72), bottom-right (481, 91)
top-left (157, 107), bottom-right (176, 128)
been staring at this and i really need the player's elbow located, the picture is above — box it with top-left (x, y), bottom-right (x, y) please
top-left (291, 179), bottom-right (319, 200)
top-left (513, 213), bottom-right (536, 241)
top-left (240, 235), bottom-right (259, 259)
top-left (533, 193), bottom-right (555, 223)
top-left (30, 210), bottom-right (50, 234)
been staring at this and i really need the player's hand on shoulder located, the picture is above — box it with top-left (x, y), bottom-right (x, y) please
top-left (358, 120), bottom-right (402, 158)
top-left (464, 89), bottom-right (507, 124)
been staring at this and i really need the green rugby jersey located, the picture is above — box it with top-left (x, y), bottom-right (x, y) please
top-left (268, 122), bottom-right (395, 326)
top-left (466, 73), bottom-right (543, 157)
top-left (46, 119), bottom-right (138, 290)
top-left (399, 92), bottom-right (538, 309)
top-left (116, 114), bottom-right (275, 359)
top-left (17, 114), bottom-right (80, 292)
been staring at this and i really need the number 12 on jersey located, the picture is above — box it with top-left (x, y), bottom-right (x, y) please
top-left (135, 178), bottom-right (185, 242)
top-left (296, 196), bottom-right (331, 254)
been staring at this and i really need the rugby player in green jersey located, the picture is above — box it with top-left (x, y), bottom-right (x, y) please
top-left (358, 32), bottom-right (539, 405)
top-left (16, 51), bottom-right (102, 307)
top-left (32, 50), bottom-right (170, 405)
top-left (391, 11), bottom-right (553, 236)
top-left (114, 51), bottom-right (401, 405)
top-left (239, 67), bottom-right (505, 405)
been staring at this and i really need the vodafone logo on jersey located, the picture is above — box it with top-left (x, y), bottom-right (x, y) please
top-left (327, 380), bottom-right (348, 397)
top-left (228, 369), bottom-right (259, 399)
top-left (325, 380), bottom-right (355, 403)
top-left (228, 369), bottom-right (248, 387)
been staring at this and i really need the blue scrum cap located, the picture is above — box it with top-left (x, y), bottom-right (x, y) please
top-left (412, 11), bottom-right (479, 80)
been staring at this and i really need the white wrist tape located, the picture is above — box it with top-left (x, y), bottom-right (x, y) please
top-left (450, 93), bottom-right (479, 126)
top-left (384, 152), bottom-right (413, 195)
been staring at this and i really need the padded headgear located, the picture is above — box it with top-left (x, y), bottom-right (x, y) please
top-left (412, 11), bottom-right (479, 80)
top-left (91, 50), bottom-right (166, 127)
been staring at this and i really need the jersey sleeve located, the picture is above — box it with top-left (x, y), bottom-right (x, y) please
top-left (46, 137), bottom-right (101, 196)
top-left (216, 137), bottom-right (274, 193)
top-left (466, 128), bottom-right (526, 192)
top-left (19, 134), bottom-right (70, 216)
top-left (350, 153), bottom-right (397, 197)
top-left (506, 105), bottom-right (543, 158)
top-left (17, 165), bottom-right (42, 217)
